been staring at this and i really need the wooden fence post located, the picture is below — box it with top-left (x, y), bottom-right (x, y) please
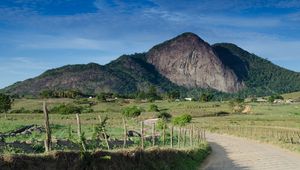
top-left (76, 113), bottom-right (86, 151)
top-left (191, 125), bottom-right (194, 146)
top-left (122, 117), bottom-right (127, 148)
top-left (197, 129), bottom-right (200, 145)
top-left (178, 127), bottom-right (181, 148)
top-left (183, 128), bottom-right (186, 147)
top-left (189, 128), bottom-right (192, 147)
top-left (170, 126), bottom-right (173, 148)
top-left (141, 121), bottom-right (144, 149)
top-left (162, 124), bottom-right (166, 146)
top-left (43, 101), bottom-right (51, 152)
top-left (98, 115), bottom-right (110, 150)
top-left (152, 123), bottom-right (155, 147)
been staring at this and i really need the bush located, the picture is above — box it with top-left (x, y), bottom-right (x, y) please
top-left (157, 112), bottom-right (172, 121)
top-left (156, 119), bottom-right (168, 130)
top-left (268, 95), bottom-right (284, 103)
top-left (122, 106), bottom-right (142, 118)
top-left (149, 104), bottom-right (159, 112)
top-left (215, 111), bottom-right (230, 117)
top-left (50, 104), bottom-right (82, 115)
top-left (10, 107), bottom-right (31, 114)
top-left (172, 114), bottom-right (192, 126)
top-left (123, 106), bottom-right (142, 118)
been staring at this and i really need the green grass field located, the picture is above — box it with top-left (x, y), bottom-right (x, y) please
top-left (1, 97), bottom-right (300, 153)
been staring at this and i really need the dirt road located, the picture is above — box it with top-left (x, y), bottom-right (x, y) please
top-left (200, 133), bottom-right (300, 170)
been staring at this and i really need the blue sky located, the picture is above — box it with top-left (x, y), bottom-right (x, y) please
top-left (1, 0), bottom-right (300, 88)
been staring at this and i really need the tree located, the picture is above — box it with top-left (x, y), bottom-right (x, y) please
top-left (200, 93), bottom-right (214, 102)
top-left (167, 90), bottom-right (180, 100)
top-left (0, 93), bottom-right (12, 119)
top-left (97, 93), bottom-right (107, 102)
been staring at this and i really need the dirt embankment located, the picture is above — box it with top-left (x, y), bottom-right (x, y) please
top-left (0, 146), bottom-right (210, 170)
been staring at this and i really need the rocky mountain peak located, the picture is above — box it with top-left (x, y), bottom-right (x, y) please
top-left (146, 32), bottom-right (245, 93)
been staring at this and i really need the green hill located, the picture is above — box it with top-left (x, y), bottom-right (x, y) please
top-left (213, 43), bottom-right (300, 96)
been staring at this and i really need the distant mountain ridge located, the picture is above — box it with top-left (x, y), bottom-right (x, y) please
top-left (2, 32), bottom-right (300, 96)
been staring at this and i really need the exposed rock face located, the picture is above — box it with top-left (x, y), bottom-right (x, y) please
top-left (146, 33), bottom-right (245, 93)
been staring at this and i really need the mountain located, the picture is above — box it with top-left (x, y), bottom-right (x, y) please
top-left (2, 32), bottom-right (300, 97)
top-left (147, 33), bottom-right (245, 93)
top-left (3, 53), bottom-right (179, 96)
top-left (212, 43), bottom-right (300, 95)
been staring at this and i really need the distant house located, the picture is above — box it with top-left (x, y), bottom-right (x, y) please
top-left (273, 99), bottom-right (284, 104)
top-left (257, 98), bottom-right (267, 102)
top-left (286, 99), bottom-right (294, 104)
top-left (184, 98), bottom-right (193, 101)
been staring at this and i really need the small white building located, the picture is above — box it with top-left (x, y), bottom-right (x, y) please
top-left (257, 98), bottom-right (267, 102)
top-left (184, 98), bottom-right (193, 101)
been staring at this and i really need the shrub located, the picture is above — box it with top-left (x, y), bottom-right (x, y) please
top-left (10, 107), bottom-right (31, 114)
top-left (172, 114), bottom-right (192, 126)
top-left (268, 95), bottom-right (284, 103)
top-left (149, 104), bottom-right (159, 112)
top-left (215, 111), bottom-right (230, 117)
top-left (50, 104), bottom-right (82, 114)
top-left (156, 119), bottom-right (168, 130)
top-left (157, 112), bottom-right (172, 121)
top-left (122, 106), bottom-right (142, 118)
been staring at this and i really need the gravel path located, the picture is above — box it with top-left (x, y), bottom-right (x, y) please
top-left (200, 133), bottom-right (300, 170)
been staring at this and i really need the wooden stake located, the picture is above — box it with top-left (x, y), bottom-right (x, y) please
top-left (122, 117), bottom-right (127, 148)
top-left (170, 126), bottom-right (173, 148)
top-left (152, 123), bottom-right (155, 147)
top-left (162, 123), bottom-right (166, 146)
top-left (191, 125), bottom-right (194, 146)
top-left (98, 115), bottom-right (110, 150)
top-left (76, 113), bottom-right (86, 151)
top-left (183, 129), bottom-right (186, 147)
top-left (189, 128), bottom-right (192, 147)
top-left (43, 101), bottom-right (51, 152)
top-left (178, 127), bottom-right (181, 148)
top-left (141, 121), bottom-right (144, 149)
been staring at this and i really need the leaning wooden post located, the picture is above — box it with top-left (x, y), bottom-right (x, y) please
top-left (122, 117), bottom-right (127, 148)
top-left (76, 113), bottom-right (86, 151)
top-left (191, 125), bottom-right (194, 146)
top-left (178, 127), bottom-right (181, 148)
top-left (152, 123), bottom-right (155, 147)
top-left (170, 126), bottom-right (173, 148)
top-left (141, 121), bottom-right (144, 149)
top-left (162, 124), bottom-right (166, 146)
top-left (43, 101), bottom-right (51, 152)
top-left (98, 115), bottom-right (110, 150)
top-left (197, 129), bottom-right (200, 145)
top-left (183, 128), bottom-right (187, 147)
top-left (189, 128), bottom-right (192, 147)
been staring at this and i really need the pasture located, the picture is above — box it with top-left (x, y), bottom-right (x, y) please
top-left (1, 97), bottom-right (300, 154)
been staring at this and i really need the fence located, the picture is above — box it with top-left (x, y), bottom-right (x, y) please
top-left (42, 102), bottom-right (207, 152)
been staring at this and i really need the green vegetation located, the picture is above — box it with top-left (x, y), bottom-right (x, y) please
top-left (213, 43), bottom-right (300, 96)
top-left (268, 95), bottom-right (284, 102)
top-left (0, 93), bottom-right (12, 118)
top-left (1, 95), bottom-right (300, 155)
top-left (0, 145), bottom-right (210, 170)
top-left (122, 106), bottom-right (142, 118)
top-left (172, 114), bottom-right (192, 126)
top-left (50, 104), bottom-right (83, 114)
